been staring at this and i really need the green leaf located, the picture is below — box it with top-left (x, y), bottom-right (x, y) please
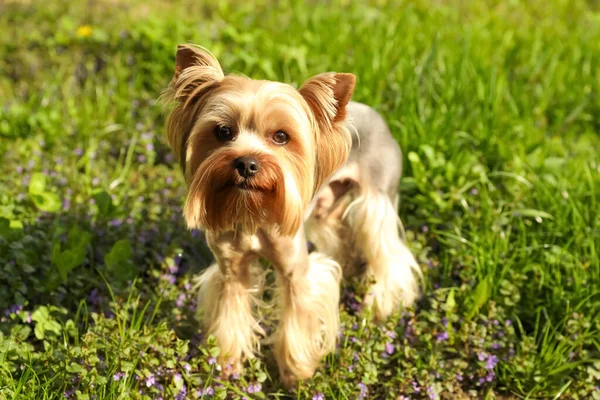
top-left (105, 239), bottom-right (136, 281)
top-left (11, 325), bottom-right (31, 341)
top-left (0, 217), bottom-right (10, 237)
top-left (28, 172), bottom-right (46, 194)
top-left (92, 190), bottom-right (114, 216)
top-left (67, 362), bottom-right (84, 373)
top-left (30, 192), bottom-right (61, 212)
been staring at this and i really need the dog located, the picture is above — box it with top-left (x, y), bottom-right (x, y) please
top-left (161, 44), bottom-right (421, 388)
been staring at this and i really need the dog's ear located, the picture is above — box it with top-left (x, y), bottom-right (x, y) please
top-left (173, 44), bottom-right (223, 83)
top-left (299, 72), bottom-right (356, 193)
top-left (162, 45), bottom-right (225, 174)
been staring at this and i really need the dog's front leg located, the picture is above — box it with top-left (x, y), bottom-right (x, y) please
top-left (194, 231), bottom-right (264, 376)
top-left (258, 227), bottom-right (342, 388)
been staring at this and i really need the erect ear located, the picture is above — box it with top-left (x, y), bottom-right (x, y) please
top-left (173, 44), bottom-right (223, 84)
top-left (299, 72), bottom-right (356, 193)
top-left (162, 45), bottom-right (225, 174)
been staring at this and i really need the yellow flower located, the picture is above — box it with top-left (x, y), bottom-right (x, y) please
top-left (76, 25), bottom-right (93, 38)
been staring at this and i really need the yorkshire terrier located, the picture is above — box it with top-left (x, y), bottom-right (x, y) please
top-left (162, 44), bottom-right (421, 387)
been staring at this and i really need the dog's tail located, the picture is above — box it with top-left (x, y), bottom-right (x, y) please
top-left (344, 186), bottom-right (422, 320)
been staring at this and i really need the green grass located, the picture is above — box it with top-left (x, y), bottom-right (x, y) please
top-left (1, 0), bottom-right (599, 398)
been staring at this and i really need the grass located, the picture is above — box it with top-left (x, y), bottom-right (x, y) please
top-left (0, 0), bottom-right (599, 398)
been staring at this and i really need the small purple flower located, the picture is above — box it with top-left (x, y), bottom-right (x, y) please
top-left (427, 385), bottom-right (436, 399)
top-left (74, 148), bottom-right (84, 156)
top-left (176, 294), bottom-right (186, 308)
top-left (174, 372), bottom-right (182, 382)
top-left (485, 354), bottom-right (498, 370)
top-left (145, 374), bottom-right (155, 387)
top-left (485, 371), bottom-right (495, 382)
top-left (470, 188), bottom-right (478, 195)
top-left (436, 331), bottom-right (449, 342)
top-left (456, 373), bottom-right (463, 382)
top-left (146, 143), bottom-right (154, 152)
top-left (89, 198), bottom-right (96, 205)
top-left (110, 219), bottom-right (122, 227)
top-left (208, 357), bottom-right (216, 365)
top-left (477, 352), bottom-right (486, 361)
top-left (385, 342), bottom-right (395, 355)
top-left (166, 176), bottom-right (173, 184)
top-left (313, 393), bottom-right (325, 400)
top-left (358, 382), bottom-right (367, 400)
top-left (92, 177), bottom-right (100, 186)
top-left (412, 381), bottom-right (420, 393)
top-left (27, 160), bottom-right (35, 169)
top-left (505, 319), bottom-right (512, 326)
top-left (175, 385), bottom-right (187, 400)
top-left (113, 372), bottom-right (125, 381)
top-left (247, 383), bottom-right (262, 394)
top-left (385, 330), bottom-right (396, 339)
top-left (421, 225), bottom-right (429, 233)
top-left (198, 386), bottom-right (215, 397)
top-left (16, 166), bottom-right (23, 173)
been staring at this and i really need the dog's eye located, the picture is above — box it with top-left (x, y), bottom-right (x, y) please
top-left (214, 125), bottom-right (233, 142)
top-left (272, 130), bottom-right (289, 145)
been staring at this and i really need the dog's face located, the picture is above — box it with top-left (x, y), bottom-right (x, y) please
top-left (163, 45), bottom-right (355, 236)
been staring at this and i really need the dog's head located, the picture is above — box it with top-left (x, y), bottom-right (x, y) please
top-left (162, 44), bottom-right (355, 236)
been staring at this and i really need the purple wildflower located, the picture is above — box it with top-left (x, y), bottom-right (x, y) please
top-left (385, 342), bottom-right (395, 355)
top-left (485, 371), bottom-right (495, 382)
top-left (208, 357), bottom-right (217, 365)
top-left (412, 381), bottom-right (420, 393)
top-left (146, 143), bottom-right (154, 152)
top-left (145, 374), bottom-right (155, 387)
top-left (436, 331), bottom-right (449, 342)
top-left (505, 319), bottom-right (512, 326)
top-left (175, 385), bottom-right (187, 400)
top-left (113, 372), bottom-right (125, 381)
top-left (470, 188), bottom-right (478, 195)
top-left (176, 294), bottom-right (186, 308)
top-left (427, 385), bottom-right (436, 399)
top-left (247, 383), bottom-right (262, 393)
top-left (358, 382), bottom-right (367, 400)
top-left (485, 354), bottom-right (498, 370)
top-left (477, 352), bottom-right (486, 361)
top-left (456, 373), bottom-right (463, 381)
top-left (138, 154), bottom-right (146, 163)
top-left (74, 148), bottom-right (84, 156)
top-left (166, 176), bottom-right (173, 184)
top-left (16, 166), bottom-right (23, 173)
top-left (313, 393), bottom-right (325, 400)
top-left (92, 177), bottom-right (99, 186)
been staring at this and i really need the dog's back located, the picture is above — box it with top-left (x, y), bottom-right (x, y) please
top-left (346, 101), bottom-right (404, 200)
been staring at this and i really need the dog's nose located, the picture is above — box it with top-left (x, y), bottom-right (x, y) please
top-left (234, 156), bottom-right (260, 178)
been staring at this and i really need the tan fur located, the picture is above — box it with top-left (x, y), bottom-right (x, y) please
top-left (306, 162), bottom-right (421, 320)
top-left (162, 45), bottom-right (355, 387)
top-left (162, 44), bottom-right (421, 388)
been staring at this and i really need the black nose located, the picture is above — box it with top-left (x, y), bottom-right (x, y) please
top-left (234, 156), bottom-right (260, 178)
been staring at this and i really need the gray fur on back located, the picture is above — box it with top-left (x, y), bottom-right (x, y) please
top-left (345, 101), bottom-right (403, 198)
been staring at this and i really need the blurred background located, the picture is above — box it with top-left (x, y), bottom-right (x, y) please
top-left (0, 0), bottom-right (599, 399)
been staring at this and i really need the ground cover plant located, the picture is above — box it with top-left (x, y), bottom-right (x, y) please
top-left (1, 0), bottom-right (599, 398)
